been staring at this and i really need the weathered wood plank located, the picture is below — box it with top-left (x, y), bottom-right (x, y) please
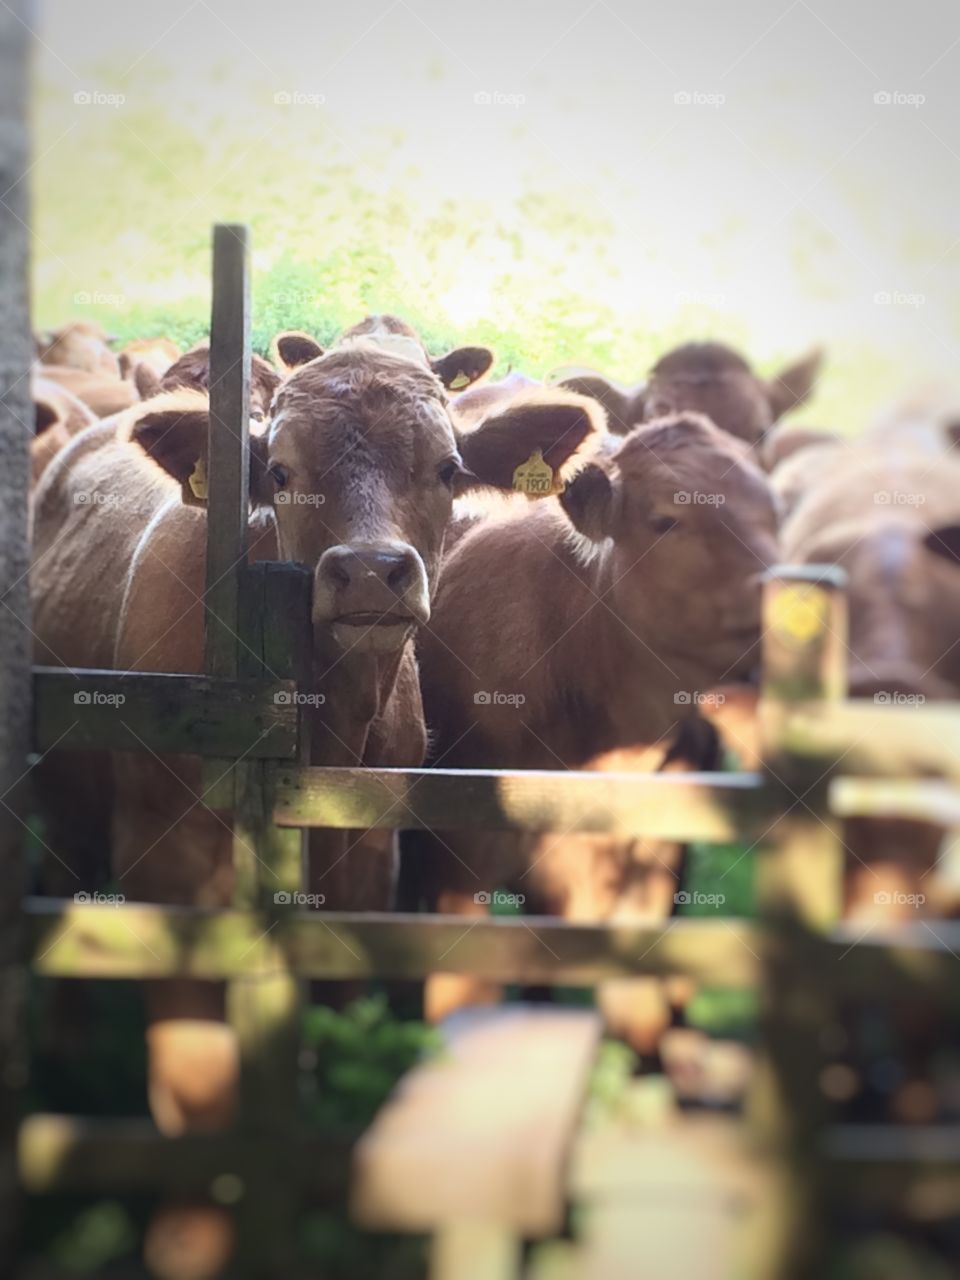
top-left (25, 899), bottom-right (762, 986)
top-left (204, 223), bottom-right (251, 679)
top-left (780, 701), bottom-right (960, 783)
top-left (0, 4), bottom-right (31, 1267)
top-left (33, 668), bottom-right (298, 757)
top-left (18, 1115), bottom-right (351, 1201)
top-left (353, 1007), bottom-right (601, 1236)
top-left (271, 766), bottom-right (763, 840)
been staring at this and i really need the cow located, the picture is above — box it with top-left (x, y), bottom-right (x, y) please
top-left (414, 412), bottom-right (779, 1052)
top-left (38, 363), bottom-right (140, 419)
top-left (29, 329), bottom-right (603, 1139)
top-left (31, 374), bottom-right (97, 487)
top-left (133, 341), bottom-right (282, 418)
top-left (771, 425), bottom-right (960, 1126)
top-left (117, 336), bottom-right (182, 385)
top-left (554, 342), bottom-right (822, 450)
top-left (35, 319), bottom-right (120, 376)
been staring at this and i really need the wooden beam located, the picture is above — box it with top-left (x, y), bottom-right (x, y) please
top-left (271, 766), bottom-right (763, 841)
top-left (204, 223), bottom-right (251, 679)
top-left (0, 6), bottom-right (31, 1268)
top-left (353, 1007), bottom-right (600, 1237)
top-left (24, 898), bottom-right (763, 986)
top-left (18, 1114), bottom-right (352, 1202)
top-left (33, 668), bottom-right (298, 758)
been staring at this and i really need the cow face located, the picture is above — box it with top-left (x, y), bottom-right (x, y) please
top-left (131, 352), bottom-right (601, 659)
top-left (560, 413), bottom-right (778, 679)
top-left (643, 343), bottom-right (822, 447)
top-left (791, 519), bottom-right (960, 700)
top-left (158, 345), bottom-right (281, 420)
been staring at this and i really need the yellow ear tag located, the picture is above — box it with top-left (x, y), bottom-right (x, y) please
top-left (512, 449), bottom-right (564, 498)
top-left (768, 584), bottom-right (829, 646)
top-left (187, 456), bottom-right (208, 502)
top-left (449, 370), bottom-right (471, 391)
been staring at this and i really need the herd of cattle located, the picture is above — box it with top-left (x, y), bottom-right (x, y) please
top-left (25, 313), bottom-right (960, 1139)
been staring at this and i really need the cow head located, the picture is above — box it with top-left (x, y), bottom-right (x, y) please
top-left (557, 343), bottom-right (822, 448)
top-left (35, 320), bottom-right (120, 378)
top-left (559, 412), bottom-right (778, 681)
top-left (153, 344), bottom-right (282, 420)
top-left (130, 345), bottom-right (602, 660)
top-left (644, 343), bottom-right (822, 446)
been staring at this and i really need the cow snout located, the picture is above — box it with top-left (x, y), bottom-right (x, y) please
top-left (314, 542), bottom-right (430, 651)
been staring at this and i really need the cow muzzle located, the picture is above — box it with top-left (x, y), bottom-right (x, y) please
top-left (313, 541), bottom-right (431, 654)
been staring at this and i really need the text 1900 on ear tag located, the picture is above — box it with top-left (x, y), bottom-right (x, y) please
top-left (512, 449), bottom-right (564, 498)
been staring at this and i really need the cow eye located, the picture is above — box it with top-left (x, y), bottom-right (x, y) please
top-left (437, 458), bottom-right (462, 488)
top-left (650, 514), bottom-right (678, 535)
top-left (268, 463), bottom-right (288, 488)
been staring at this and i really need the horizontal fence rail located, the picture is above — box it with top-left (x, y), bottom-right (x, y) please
top-left (34, 668), bottom-right (298, 758)
top-left (270, 765), bottom-right (764, 839)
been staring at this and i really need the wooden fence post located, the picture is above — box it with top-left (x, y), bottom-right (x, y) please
top-left (752, 565), bottom-right (848, 1278)
top-left (0, 5), bottom-right (31, 1268)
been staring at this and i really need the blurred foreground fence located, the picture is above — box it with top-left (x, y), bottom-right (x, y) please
top-left (7, 226), bottom-right (960, 1279)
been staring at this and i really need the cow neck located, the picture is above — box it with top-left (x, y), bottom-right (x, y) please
top-left (307, 637), bottom-right (410, 766)
top-left (546, 546), bottom-right (719, 748)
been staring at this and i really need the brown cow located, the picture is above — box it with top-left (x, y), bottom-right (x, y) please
top-left (38, 363), bottom-right (139, 419)
top-left (31, 374), bottom-right (97, 487)
top-left (30, 339), bottom-right (603, 1135)
top-left (35, 319), bottom-right (119, 376)
top-left (134, 341), bottom-right (281, 418)
top-left (117, 336), bottom-right (182, 386)
top-left (415, 413), bottom-right (778, 1037)
top-left (555, 342), bottom-right (822, 449)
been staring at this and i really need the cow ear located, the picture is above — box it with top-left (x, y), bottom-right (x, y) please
top-left (134, 363), bottom-right (161, 400)
top-left (129, 403), bottom-right (211, 507)
top-left (924, 524), bottom-right (960, 567)
top-left (766, 348), bottom-right (823, 420)
top-left (34, 398), bottom-right (61, 436)
top-left (431, 346), bottom-right (494, 391)
top-left (559, 463), bottom-right (614, 541)
top-left (554, 374), bottom-right (637, 435)
top-left (271, 330), bottom-right (325, 373)
top-left (456, 390), bottom-right (603, 491)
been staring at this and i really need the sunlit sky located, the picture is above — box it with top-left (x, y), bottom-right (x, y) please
top-left (30, 0), bottom-right (960, 417)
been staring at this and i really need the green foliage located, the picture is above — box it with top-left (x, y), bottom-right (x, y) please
top-left (301, 994), bottom-right (443, 1131)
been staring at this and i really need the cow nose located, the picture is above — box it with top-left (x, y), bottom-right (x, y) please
top-left (319, 545), bottom-right (419, 597)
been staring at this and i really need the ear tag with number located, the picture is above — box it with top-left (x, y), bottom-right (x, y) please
top-left (449, 370), bottom-right (471, 391)
top-left (186, 456), bottom-right (208, 504)
top-left (512, 448), bottom-right (564, 497)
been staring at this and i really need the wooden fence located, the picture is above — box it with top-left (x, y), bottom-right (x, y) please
top-left (8, 225), bottom-right (960, 1279)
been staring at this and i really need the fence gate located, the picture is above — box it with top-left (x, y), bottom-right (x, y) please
top-left (6, 224), bottom-right (960, 1278)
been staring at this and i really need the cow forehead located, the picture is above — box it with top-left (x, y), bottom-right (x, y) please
top-left (269, 351), bottom-right (455, 464)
